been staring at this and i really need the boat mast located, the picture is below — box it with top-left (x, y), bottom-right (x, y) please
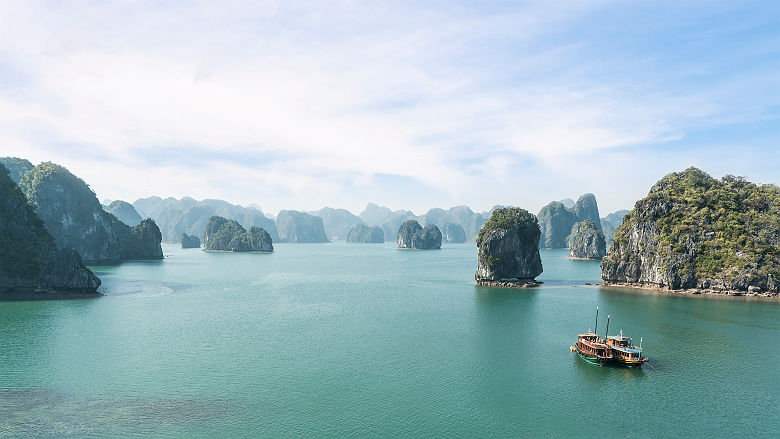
top-left (594, 307), bottom-right (599, 334)
top-left (639, 337), bottom-right (643, 359)
top-left (604, 314), bottom-right (610, 341)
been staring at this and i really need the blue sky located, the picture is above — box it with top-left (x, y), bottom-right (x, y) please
top-left (1, 0), bottom-right (778, 216)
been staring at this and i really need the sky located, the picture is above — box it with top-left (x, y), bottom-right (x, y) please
top-left (1, 0), bottom-right (778, 216)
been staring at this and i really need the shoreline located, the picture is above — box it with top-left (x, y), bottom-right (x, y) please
top-left (561, 256), bottom-right (601, 261)
top-left (599, 281), bottom-right (779, 299)
top-left (203, 249), bottom-right (274, 254)
top-left (476, 279), bottom-right (542, 289)
top-left (0, 287), bottom-right (103, 301)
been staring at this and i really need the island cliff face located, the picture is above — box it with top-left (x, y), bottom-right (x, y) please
top-left (396, 220), bottom-right (442, 249)
top-left (203, 216), bottom-right (273, 252)
top-left (181, 233), bottom-right (201, 248)
top-left (0, 166), bottom-right (100, 298)
top-left (0, 157), bottom-right (34, 184)
top-left (276, 210), bottom-right (329, 243)
top-left (601, 168), bottom-right (779, 297)
top-left (537, 194), bottom-right (602, 248)
top-left (310, 207), bottom-right (364, 240)
top-left (104, 200), bottom-right (142, 226)
top-left (475, 207), bottom-right (543, 288)
top-left (567, 220), bottom-right (606, 259)
top-left (19, 162), bottom-right (163, 263)
top-left (346, 224), bottom-right (384, 243)
top-left (441, 223), bottom-right (467, 243)
top-left (601, 210), bottom-right (630, 246)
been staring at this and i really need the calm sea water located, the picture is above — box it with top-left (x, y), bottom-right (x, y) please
top-left (1, 242), bottom-right (778, 438)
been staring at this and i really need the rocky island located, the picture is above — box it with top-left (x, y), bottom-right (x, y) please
top-left (396, 220), bottom-right (442, 249)
top-left (104, 200), bottom-right (142, 226)
top-left (276, 210), bottom-right (329, 243)
top-left (0, 166), bottom-right (101, 299)
top-left (203, 216), bottom-right (274, 252)
top-left (346, 224), bottom-right (384, 243)
top-left (441, 223), bottom-right (467, 243)
top-left (601, 168), bottom-right (779, 297)
top-left (537, 194), bottom-right (602, 248)
top-left (0, 157), bottom-right (34, 184)
top-left (181, 233), bottom-right (201, 248)
top-left (567, 220), bottom-right (606, 259)
top-left (19, 162), bottom-right (163, 263)
top-left (475, 207), bottom-right (543, 288)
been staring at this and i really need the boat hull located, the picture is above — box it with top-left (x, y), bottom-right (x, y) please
top-left (575, 347), bottom-right (609, 366)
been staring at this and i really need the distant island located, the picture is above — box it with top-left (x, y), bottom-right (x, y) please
top-left (601, 167), bottom-right (779, 297)
top-left (276, 210), bottom-right (329, 243)
top-left (204, 216), bottom-right (274, 252)
top-left (475, 207), bottom-right (543, 288)
top-left (0, 165), bottom-right (101, 299)
top-left (567, 220), bottom-right (606, 259)
top-left (346, 224), bottom-right (384, 243)
top-left (537, 193), bottom-right (602, 249)
top-left (396, 220), bottom-right (442, 250)
top-left (181, 233), bottom-right (201, 248)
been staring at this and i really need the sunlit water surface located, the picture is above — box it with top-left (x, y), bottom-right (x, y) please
top-left (1, 243), bottom-right (778, 437)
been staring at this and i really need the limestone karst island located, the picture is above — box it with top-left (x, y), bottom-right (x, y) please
top-left (0, 2), bottom-right (778, 437)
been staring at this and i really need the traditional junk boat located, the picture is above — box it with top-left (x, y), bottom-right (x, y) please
top-left (573, 307), bottom-right (612, 365)
top-left (606, 330), bottom-right (648, 368)
top-left (573, 308), bottom-right (648, 368)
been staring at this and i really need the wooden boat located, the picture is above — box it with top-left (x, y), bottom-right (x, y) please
top-left (606, 330), bottom-right (648, 368)
top-left (573, 307), bottom-right (612, 365)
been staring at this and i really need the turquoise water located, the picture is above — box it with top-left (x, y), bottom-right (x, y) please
top-left (1, 243), bottom-right (778, 438)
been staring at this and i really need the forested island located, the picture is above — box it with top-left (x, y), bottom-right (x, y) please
top-left (601, 168), bottom-right (779, 297)
top-left (204, 216), bottom-right (274, 252)
top-left (475, 207), bottom-right (543, 288)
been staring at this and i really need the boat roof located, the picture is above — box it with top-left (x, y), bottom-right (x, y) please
top-left (608, 335), bottom-right (632, 341)
top-left (611, 345), bottom-right (641, 354)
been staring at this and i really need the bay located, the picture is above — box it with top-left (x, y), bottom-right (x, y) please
top-left (1, 242), bottom-right (778, 438)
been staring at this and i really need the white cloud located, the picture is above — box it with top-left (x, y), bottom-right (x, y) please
top-left (0, 1), bottom-right (777, 214)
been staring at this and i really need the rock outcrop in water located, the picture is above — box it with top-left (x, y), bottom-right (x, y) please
top-left (276, 210), bottom-right (329, 243)
top-left (0, 157), bottom-right (34, 184)
top-left (133, 197), bottom-right (279, 243)
top-left (104, 200), bottom-right (142, 226)
top-left (310, 207), bottom-right (364, 240)
top-left (601, 168), bottom-right (779, 297)
top-left (203, 216), bottom-right (273, 252)
top-left (19, 162), bottom-right (163, 263)
top-left (567, 220), bottom-right (606, 259)
top-left (537, 194), bottom-right (602, 248)
top-left (0, 166), bottom-right (101, 298)
top-left (441, 223), bottom-right (467, 243)
top-left (475, 207), bottom-right (543, 288)
top-left (396, 220), bottom-right (442, 249)
top-left (600, 210), bottom-right (630, 246)
top-left (181, 233), bottom-right (201, 248)
top-left (346, 224), bottom-right (384, 243)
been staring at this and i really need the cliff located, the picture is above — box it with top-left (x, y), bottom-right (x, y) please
top-left (181, 233), bottom-right (201, 248)
top-left (537, 194), bottom-right (602, 248)
top-left (475, 207), bottom-right (543, 288)
top-left (567, 220), bottom-right (606, 259)
top-left (0, 166), bottom-right (101, 298)
top-left (601, 168), bottom-right (779, 297)
top-left (104, 200), bottom-right (142, 226)
top-left (396, 220), bottom-right (442, 249)
top-left (276, 210), bottom-right (329, 243)
top-left (346, 224), bottom-right (384, 243)
top-left (203, 216), bottom-right (273, 252)
top-left (0, 157), bottom-right (34, 184)
top-left (441, 223), bottom-right (467, 243)
top-left (310, 207), bottom-right (364, 240)
top-left (600, 210), bottom-right (630, 246)
top-left (19, 162), bottom-right (163, 263)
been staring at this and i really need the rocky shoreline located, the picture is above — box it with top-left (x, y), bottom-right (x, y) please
top-left (475, 278), bottom-right (542, 289)
top-left (0, 287), bottom-right (103, 301)
top-left (600, 281), bottom-right (779, 299)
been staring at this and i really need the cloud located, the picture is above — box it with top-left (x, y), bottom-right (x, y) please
top-left (0, 1), bottom-right (777, 214)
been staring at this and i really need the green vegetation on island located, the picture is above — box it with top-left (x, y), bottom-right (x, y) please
top-left (104, 200), bottom-right (143, 226)
top-left (602, 167), bottom-right (779, 296)
top-left (537, 194), bottom-right (602, 249)
top-left (0, 166), bottom-right (101, 297)
top-left (0, 157), bottom-right (34, 184)
top-left (475, 207), bottom-right (543, 287)
top-left (276, 210), bottom-right (329, 243)
top-left (396, 220), bottom-right (442, 249)
top-left (181, 233), bottom-right (201, 248)
top-left (346, 224), bottom-right (384, 243)
top-left (204, 216), bottom-right (273, 252)
top-left (567, 220), bottom-right (606, 259)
